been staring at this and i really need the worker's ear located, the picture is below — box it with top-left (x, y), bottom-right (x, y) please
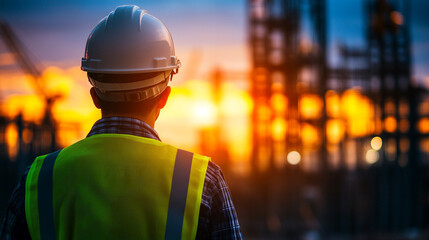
top-left (90, 87), bottom-right (101, 109)
top-left (158, 86), bottom-right (171, 109)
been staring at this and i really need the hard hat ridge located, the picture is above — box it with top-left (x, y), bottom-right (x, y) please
top-left (104, 5), bottom-right (147, 32)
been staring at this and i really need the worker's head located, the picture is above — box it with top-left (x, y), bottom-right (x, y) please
top-left (88, 71), bottom-right (172, 124)
top-left (81, 5), bottom-right (180, 125)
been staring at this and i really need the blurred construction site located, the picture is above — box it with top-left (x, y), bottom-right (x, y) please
top-left (0, 0), bottom-right (428, 239)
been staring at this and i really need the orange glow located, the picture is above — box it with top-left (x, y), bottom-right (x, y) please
top-left (399, 138), bottom-right (409, 153)
top-left (256, 104), bottom-right (271, 121)
top-left (254, 67), bottom-right (267, 84)
top-left (257, 121), bottom-right (269, 138)
top-left (386, 138), bottom-right (397, 160)
top-left (219, 83), bottom-right (253, 172)
top-left (270, 93), bottom-right (287, 113)
top-left (289, 119), bottom-right (300, 137)
top-left (159, 79), bottom-right (253, 172)
top-left (299, 94), bottom-right (323, 119)
top-left (4, 95), bottom-right (45, 122)
top-left (272, 117), bottom-right (287, 141)
top-left (0, 71), bottom-right (36, 95)
top-left (1, 66), bottom-right (101, 147)
top-left (399, 101), bottom-right (409, 117)
top-left (418, 100), bottom-right (429, 115)
top-left (375, 119), bottom-right (383, 134)
top-left (220, 83), bottom-right (253, 116)
top-left (418, 117), bottom-right (429, 134)
top-left (384, 100), bottom-right (396, 115)
top-left (6, 123), bottom-right (18, 160)
top-left (160, 80), bottom-right (218, 143)
top-left (22, 128), bottom-right (33, 144)
top-left (273, 141), bottom-right (287, 168)
top-left (384, 116), bottom-right (397, 133)
top-left (193, 100), bottom-right (217, 127)
top-left (341, 89), bottom-right (373, 137)
top-left (271, 82), bottom-right (284, 92)
top-left (391, 11), bottom-right (404, 25)
top-left (42, 66), bottom-right (73, 97)
top-left (419, 138), bottom-right (429, 155)
top-left (326, 119), bottom-right (345, 144)
top-left (258, 145), bottom-right (271, 171)
top-left (158, 85), bottom-right (201, 151)
top-left (0, 42), bottom-right (253, 173)
top-left (325, 90), bottom-right (340, 118)
top-left (301, 123), bottom-right (319, 147)
top-left (399, 119), bottom-right (409, 133)
top-left (56, 122), bottom-right (84, 147)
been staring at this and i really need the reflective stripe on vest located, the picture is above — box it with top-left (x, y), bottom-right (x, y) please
top-left (25, 134), bottom-right (209, 240)
top-left (38, 150), bottom-right (61, 240)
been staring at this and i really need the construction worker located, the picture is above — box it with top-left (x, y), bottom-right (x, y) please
top-left (0, 5), bottom-right (242, 240)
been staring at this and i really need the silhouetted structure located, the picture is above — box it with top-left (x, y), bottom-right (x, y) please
top-left (0, 20), bottom-right (59, 220)
top-left (247, 0), bottom-right (328, 238)
top-left (244, 0), bottom-right (429, 238)
top-left (365, 0), bottom-right (427, 232)
top-left (249, 0), bottom-right (327, 172)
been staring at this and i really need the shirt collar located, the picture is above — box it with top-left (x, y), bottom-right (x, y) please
top-left (87, 116), bottom-right (161, 141)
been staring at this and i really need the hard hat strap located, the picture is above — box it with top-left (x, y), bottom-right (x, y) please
top-left (89, 71), bottom-right (172, 93)
top-left (171, 59), bottom-right (181, 79)
top-left (94, 80), bottom-right (169, 102)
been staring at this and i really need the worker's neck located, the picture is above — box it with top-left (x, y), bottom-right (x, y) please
top-left (101, 112), bottom-right (157, 128)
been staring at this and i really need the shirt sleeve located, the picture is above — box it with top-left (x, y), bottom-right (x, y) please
top-left (0, 167), bottom-right (31, 240)
top-left (196, 161), bottom-right (243, 240)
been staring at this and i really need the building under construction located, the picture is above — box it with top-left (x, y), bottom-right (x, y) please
top-left (239, 0), bottom-right (429, 238)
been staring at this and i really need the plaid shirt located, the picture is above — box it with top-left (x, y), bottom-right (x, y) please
top-left (1, 117), bottom-right (242, 240)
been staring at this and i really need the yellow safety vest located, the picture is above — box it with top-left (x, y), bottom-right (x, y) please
top-left (25, 133), bottom-right (210, 240)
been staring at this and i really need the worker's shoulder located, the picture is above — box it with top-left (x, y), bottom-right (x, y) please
top-left (204, 161), bottom-right (227, 185)
top-left (206, 160), bottom-right (221, 173)
top-left (190, 151), bottom-right (211, 165)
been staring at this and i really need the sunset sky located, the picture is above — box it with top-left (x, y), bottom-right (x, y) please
top-left (0, 0), bottom-right (248, 79)
top-left (0, 0), bottom-right (428, 168)
top-left (1, 0), bottom-right (427, 80)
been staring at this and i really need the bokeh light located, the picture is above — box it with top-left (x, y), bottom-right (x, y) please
top-left (384, 116), bottom-right (397, 133)
top-left (5, 123), bottom-right (18, 160)
top-left (418, 117), bottom-right (429, 133)
top-left (287, 151), bottom-right (301, 165)
top-left (365, 149), bottom-right (379, 164)
top-left (272, 117), bottom-right (287, 141)
top-left (370, 136), bottom-right (383, 150)
top-left (299, 94), bottom-right (323, 119)
top-left (326, 119), bottom-right (345, 144)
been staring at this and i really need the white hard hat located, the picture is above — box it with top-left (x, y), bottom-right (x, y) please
top-left (81, 5), bottom-right (180, 102)
top-left (82, 5), bottom-right (180, 74)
